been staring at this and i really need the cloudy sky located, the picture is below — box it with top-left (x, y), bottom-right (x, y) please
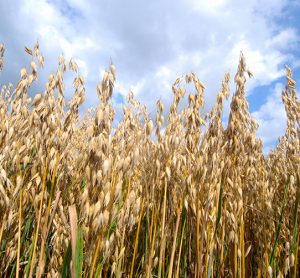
top-left (0, 0), bottom-right (300, 153)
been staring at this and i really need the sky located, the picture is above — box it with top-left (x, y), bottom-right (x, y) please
top-left (0, 0), bottom-right (300, 154)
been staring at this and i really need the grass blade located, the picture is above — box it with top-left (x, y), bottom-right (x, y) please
top-left (75, 226), bottom-right (84, 278)
top-left (269, 180), bottom-right (289, 267)
top-left (62, 242), bottom-right (72, 278)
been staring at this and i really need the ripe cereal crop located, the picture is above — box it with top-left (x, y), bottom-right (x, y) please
top-left (0, 42), bottom-right (299, 277)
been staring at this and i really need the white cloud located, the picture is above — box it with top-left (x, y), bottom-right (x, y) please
top-left (266, 28), bottom-right (299, 50)
top-left (251, 83), bottom-right (287, 147)
top-left (115, 79), bottom-right (146, 98)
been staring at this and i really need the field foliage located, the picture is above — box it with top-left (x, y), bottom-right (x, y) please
top-left (0, 43), bottom-right (299, 277)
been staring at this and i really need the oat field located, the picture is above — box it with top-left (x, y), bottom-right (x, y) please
top-left (0, 42), bottom-right (299, 277)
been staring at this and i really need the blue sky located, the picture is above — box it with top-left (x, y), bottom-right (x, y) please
top-left (0, 0), bottom-right (299, 154)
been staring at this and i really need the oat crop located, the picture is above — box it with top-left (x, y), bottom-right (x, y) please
top-left (0, 43), bottom-right (299, 277)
